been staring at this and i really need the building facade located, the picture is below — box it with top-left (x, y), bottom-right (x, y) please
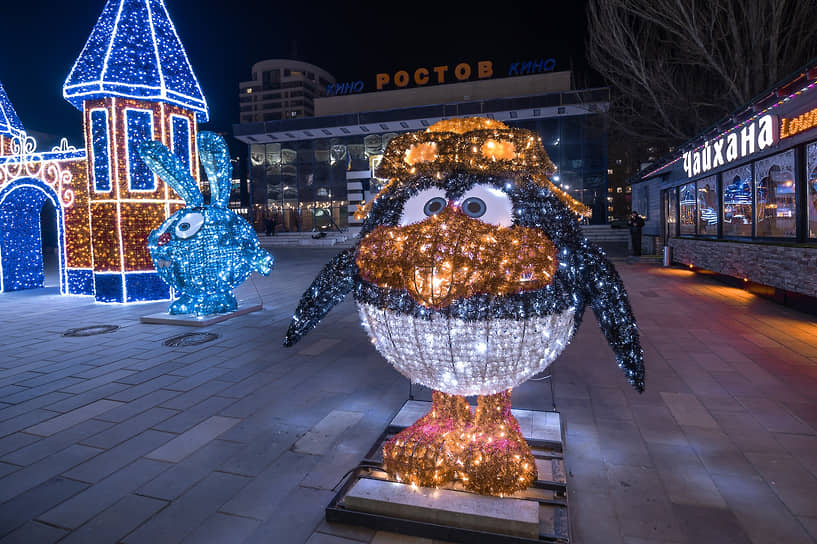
top-left (234, 70), bottom-right (610, 232)
top-left (633, 62), bottom-right (817, 301)
top-left (239, 59), bottom-right (335, 123)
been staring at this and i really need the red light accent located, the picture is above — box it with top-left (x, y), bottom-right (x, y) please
top-left (157, 232), bottom-right (171, 246)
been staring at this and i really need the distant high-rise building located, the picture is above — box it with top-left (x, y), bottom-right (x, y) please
top-left (239, 60), bottom-right (335, 123)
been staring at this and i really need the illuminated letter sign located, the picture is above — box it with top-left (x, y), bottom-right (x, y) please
top-left (326, 81), bottom-right (365, 96)
top-left (682, 115), bottom-right (777, 178)
top-left (780, 107), bottom-right (817, 139)
top-left (376, 61), bottom-right (493, 91)
top-left (508, 58), bottom-right (556, 76)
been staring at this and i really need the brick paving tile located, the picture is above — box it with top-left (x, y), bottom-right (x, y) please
top-left (121, 471), bottom-right (250, 544)
top-left (0, 521), bottom-right (67, 544)
top-left (146, 415), bottom-right (240, 463)
top-left (61, 430), bottom-right (174, 484)
top-left (0, 444), bottom-right (101, 504)
top-left (2, 418), bottom-right (113, 466)
top-left (24, 399), bottom-right (123, 437)
top-left (56, 494), bottom-right (167, 544)
top-left (37, 458), bottom-right (169, 529)
top-left (0, 477), bottom-right (88, 538)
top-left (137, 439), bottom-right (242, 501)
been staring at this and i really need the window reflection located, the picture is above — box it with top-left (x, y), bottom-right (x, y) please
top-left (755, 150), bottom-right (796, 238)
top-left (806, 142), bottom-right (817, 238)
top-left (722, 165), bottom-right (752, 237)
top-left (665, 188), bottom-right (677, 238)
top-left (679, 182), bottom-right (696, 235)
top-left (697, 176), bottom-right (717, 235)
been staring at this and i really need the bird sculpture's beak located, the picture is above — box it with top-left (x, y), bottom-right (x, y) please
top-left (356, 206), bottom-right (557, 308)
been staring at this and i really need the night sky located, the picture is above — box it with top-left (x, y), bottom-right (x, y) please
top-left (2, 1), bottom-right (593, 150)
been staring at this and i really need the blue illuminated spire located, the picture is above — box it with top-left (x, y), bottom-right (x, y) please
top-left (62, 0), bottom-right (208, 121)
top-left (0, 81), bottom-right (24, 139)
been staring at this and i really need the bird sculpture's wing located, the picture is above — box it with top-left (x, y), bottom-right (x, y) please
top-left (580, 243), bottom-right (645, 392)
top-left (284, 247), bottom-right (358, 347)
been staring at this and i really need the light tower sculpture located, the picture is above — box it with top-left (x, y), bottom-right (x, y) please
top-left (62, 0), bottom-right (208, 302)
top-left (0, 83), bottom-right (25, 156)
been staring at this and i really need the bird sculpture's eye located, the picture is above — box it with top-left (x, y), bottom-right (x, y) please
top-left (399, 188), bottom-right (448, 226)
top-left (461, 197), bottom-right (486, 218)
top-left (423, 197), bottom-right (447, 216)
top-left (174, 212), bottom-right (205, 239)
top-left (456, 184), bottom-right (514, 227)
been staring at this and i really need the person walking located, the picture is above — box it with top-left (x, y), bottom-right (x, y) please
top-left (627, 211), bottom-right (645, 256)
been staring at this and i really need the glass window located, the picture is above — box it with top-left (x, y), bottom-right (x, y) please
top-left (170, 116), bottom-right (191, 175)
top-left (679, 181), bottom-right (696, 235)
top-left (250, 144), bottom-right (265, 167)
top-left (665, 188), bottom-right (677, 238)
top-left (755, 150), bottom-right (796, 237)
top-left (90, 109), bottom-right (110, 192)
top-left (806, 141), bottom-right (817, 238)
top-left (722, 164), bottom-right (752, 237)
top-left (125, 109), bottom-right (155, 191)
top-left (697, 175), bottom-right (717, 235)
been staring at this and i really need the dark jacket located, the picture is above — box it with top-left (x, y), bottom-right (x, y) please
top-left (627, 214), bottom-right (645, 232)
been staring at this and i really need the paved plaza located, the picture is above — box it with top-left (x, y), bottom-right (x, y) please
top-left (0, 248), bottom-right (816, 543)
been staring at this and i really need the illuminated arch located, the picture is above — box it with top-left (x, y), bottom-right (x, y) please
top-left (0, 178), bottom-right (66, 293)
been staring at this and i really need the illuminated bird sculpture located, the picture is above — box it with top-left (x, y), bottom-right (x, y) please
top-left (139, 132), bottom-right (273, 316)
top-left (284, 118), bottom-right (643, 495)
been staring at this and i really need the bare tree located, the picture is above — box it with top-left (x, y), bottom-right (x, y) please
top-left (588, 0), bottom-right (817, 150)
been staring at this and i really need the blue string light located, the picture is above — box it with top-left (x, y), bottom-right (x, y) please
top-left (62, 0), bottom-right (208, 122)
top-left (140, 132), bottom-right (274, 315)
top-left (0, 82), bottom-right (24, 139)
top-left (0, 179), bottom-right (65, 292)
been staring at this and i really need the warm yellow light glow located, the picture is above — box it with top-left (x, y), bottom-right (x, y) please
top-left (357, 206), bottom-right (557, 308)
top-left (382, 390), bottom-right (536, 495)
top-left (481, 139), bottom-right (516, 160)
top-left (404, 142), bottom-right (438, 165)
top-left (354, 118), bottom-right (591, 221)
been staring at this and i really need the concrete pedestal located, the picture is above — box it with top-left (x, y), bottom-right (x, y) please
top-left (140, 303), bottom-right (262, 326)
top-left (327, 399), bottom-right (570, 543)
top-left (345, 478), bottom-right (539, 538)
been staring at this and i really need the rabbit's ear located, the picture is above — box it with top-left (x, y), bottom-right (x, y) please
top-left (197, 132), bottom-right (232, 208)
top-left (139, 140), bottom-right (204, 207)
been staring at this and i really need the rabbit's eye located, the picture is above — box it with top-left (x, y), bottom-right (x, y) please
top-left (174, 212), bottom-right (204, 239)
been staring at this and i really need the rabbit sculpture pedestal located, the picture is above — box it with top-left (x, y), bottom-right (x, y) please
top-left (140, 301), bottom-right (263, 327)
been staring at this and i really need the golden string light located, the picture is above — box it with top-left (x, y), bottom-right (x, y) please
top-left (383, 390), bottom-right (536, 495)
top-left (354, 118), bottom-right (590, 220)
top-left (356, 206), bottom-right (557, 308)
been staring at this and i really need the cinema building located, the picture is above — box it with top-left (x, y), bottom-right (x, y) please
top-left (633, 62), bottom-right (817, 301)
top-left (233, 60), bottom-right (611, 233)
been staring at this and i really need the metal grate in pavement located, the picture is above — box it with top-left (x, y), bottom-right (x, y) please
top-left (163, 332), bottom-right (219, 347)
top-left (63, 325), bottom-right (120, 337)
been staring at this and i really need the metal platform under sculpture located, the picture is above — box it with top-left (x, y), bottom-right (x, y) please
top-left (327, 399), bottom-right (570, 543)
top-left (140, 302), bottom-right (262, 327)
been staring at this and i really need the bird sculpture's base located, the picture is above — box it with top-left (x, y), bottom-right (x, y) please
top-left (345, 477), bottom-right (540, 538)
top-left (325, 400), bottom-right (570, 543)
top-left (140, 302), bottom-right (262, 327)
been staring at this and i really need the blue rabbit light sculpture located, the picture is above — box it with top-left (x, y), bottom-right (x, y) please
top-left (139, 132), bottom-right (273, 316)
